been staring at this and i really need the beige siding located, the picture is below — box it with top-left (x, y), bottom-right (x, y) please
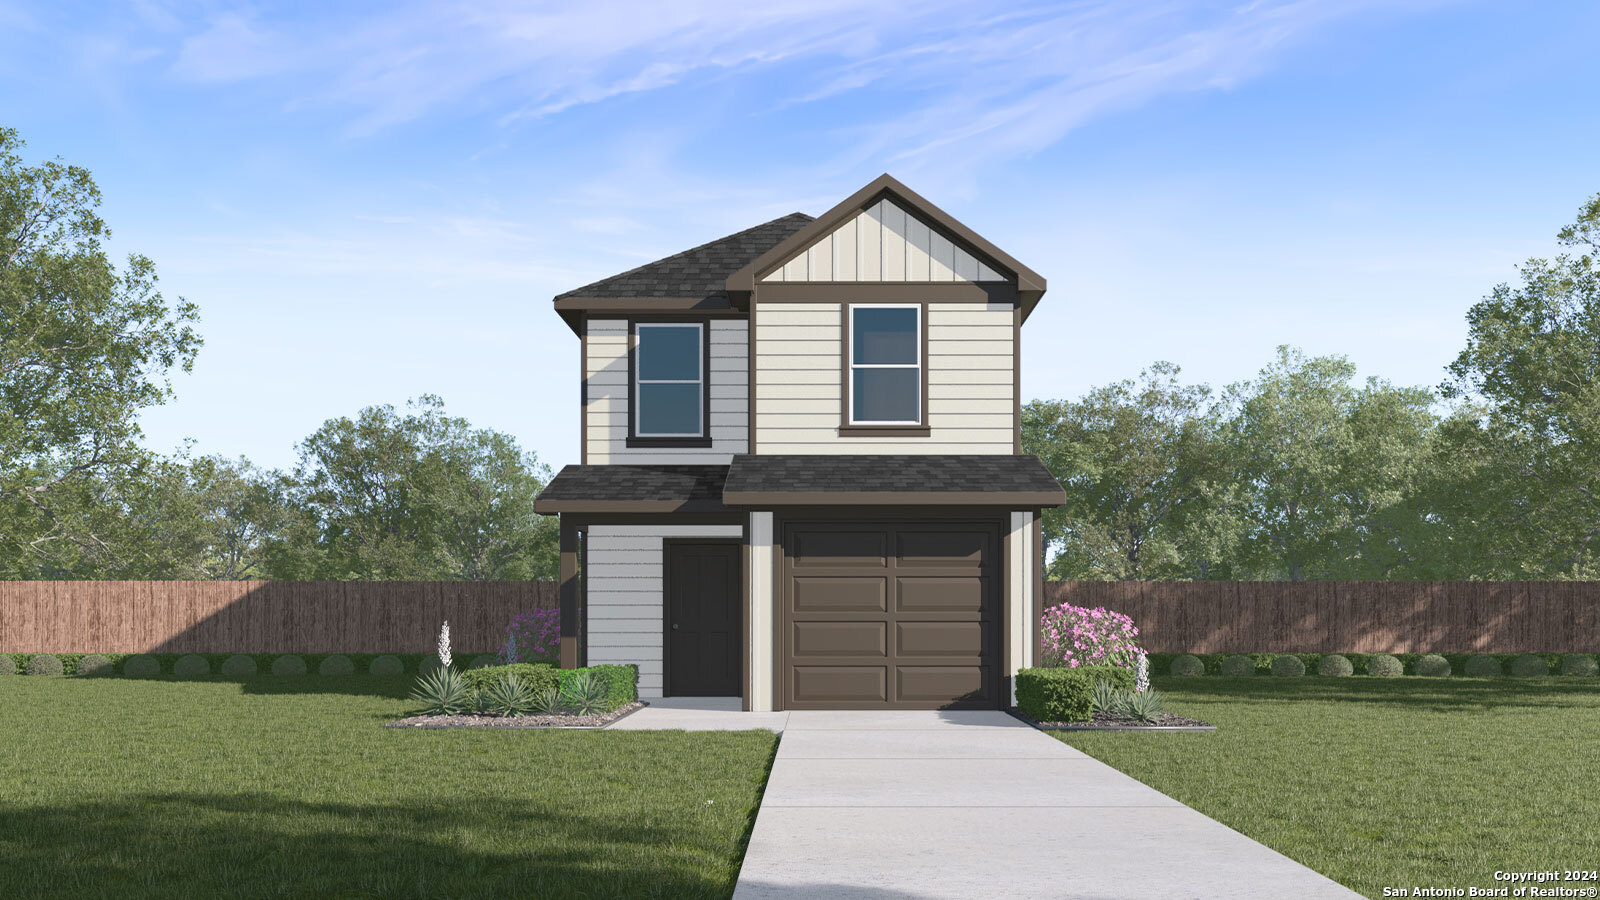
top-left (584, 318), bottom-right (749, 464)
top-left (584, 523), bottom-right (745, 698)
top-left (760, 199), bottom-right (1007, 283)
top-left (753, 302), bottom-right (1014, 453)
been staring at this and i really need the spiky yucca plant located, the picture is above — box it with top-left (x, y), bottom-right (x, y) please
top-left (409, 667), bottom-right (473, 716)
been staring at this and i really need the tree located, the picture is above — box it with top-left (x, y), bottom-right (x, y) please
top-left (1022, 362), bottom-right (1223, 579)
top-left (0, 127), bottom-right (201, 576)
top-left (1438, 192), bottom-right (1600, 577)
top-left (263, 396), bottom-right (557, 580)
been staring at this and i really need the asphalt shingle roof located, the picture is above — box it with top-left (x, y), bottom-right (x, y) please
top-left (554, 213), bottom-right (813, 301)
top-left (722, 455), bottom-right (1065, 502)
top-left (534, 465), bottom-right (730, 513)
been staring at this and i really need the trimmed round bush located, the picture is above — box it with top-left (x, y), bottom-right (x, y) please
top-left (1169, 654), bottom-right (1206, 677)
top-left (26, 654), bottom-right (64, 676)
top-left (368, 654), bottom-right (404, 676)
top-left (0, 655), bottom-right (16, 676)
top-left (220, 654), bottom-right (258, 677)
top-left (172, 654), bottom-right (211, 676)
top-left (1318, 654), bottom-right (1354, 677)
top-left (1219, 655), bottom-right (1255, 677)
top-left (419, 656), bottom-right (447, 675)
top-left (1271, 655), bottom-right (1306, 677)
top-left (1414, 654), bottom-right (1452, 677)
top-left (317, 654), bottom-right (355, 676)
top-left (1510, 654), bottom-right (1550, 677)
top-left (468, 654), bottom-right (500, 670)
top-left (1560, 654), bottom-right (1598, 677)
top-left (271, 655), bottom-right (308, 677)
top-left (122, 654), bottom-right (161, 677)
top-left (76, 654), bottom-right (114, 676)
top-left (1464, 654), bottom-right (1502, 677)
top-left (1367, 654), bottom-right (1403, 677)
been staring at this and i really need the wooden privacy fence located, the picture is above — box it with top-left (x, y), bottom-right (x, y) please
top-left (1043, 581), bottom-right (1600, 653)
top-left (0, 581), bottom-right (557, 654)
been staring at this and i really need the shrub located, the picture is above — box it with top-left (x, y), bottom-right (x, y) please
top-left (468, 654), bottom-right (500, 670)
top-left (1015, 665), bottom-right (1135, 722)
top-left (1118, 688), bottom-right (1169, 723)
top-left (504, 609), bottom-right (561, 663)
top-left (559, 663), bottom-right (638, 706)
top-left (220, 654), bottom-right (259, 676)
top-left (562, 669), bottom-right (615, 715)
top-left (530, 686), bottom-right (565, 715)
top-left (1271, 656), bottom-right (1305, 677)
top-left (1089, 679), bottom-right (1122, 715)
top-left (419, 655), bottom-right (447, 675)
top-left (1414, 654), bottom-right (1451, 677)
top-left (75, 653), bottom-right (114, 676)
top-left (1318, 654), bottom-right (1354, 677)
top-left (1510, 654), bottom-right (1550, 676)
top-left (1219, 655), bottom-right (1255, 677)
top-left (122, 654), bottom-right (161, 677)
top-left (271, 655), bottom-right (308, 677)
top-left (0, 655), bottom-right (13, 676)
top-left (482, 673), bottom-right (537, 717)
top-left (1560, 654), bottom-right (1598, 677)
top-left (317, 654), bottom-right (355, 676)
top-left (409, 668), bottom-right (474, 715)
top-left (26, 654), bottom-right (64, 676)
top-left (1464, 654), bottom-right (1502, 677)
top-left (465, 663), bottom-right (559, 696)
top-left (1367, 654), bottom-right (1403, 677)
top-left (170, 654), bottom-right (209, 676)
top-left (1169, 654), bottom-right (1206, 677)
top-left (369, 655), bottom-right (405, 676)
top-left (1038, 603), bottom-right (1143, 670)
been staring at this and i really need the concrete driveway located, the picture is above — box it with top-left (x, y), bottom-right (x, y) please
top-left (732, 710), bottom-right (1360, 900)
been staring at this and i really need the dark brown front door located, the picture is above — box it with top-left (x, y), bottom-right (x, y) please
top-left (782, 520), bottom-right (1000, 710)
top-left (665, 542), bottom-right (742, 697)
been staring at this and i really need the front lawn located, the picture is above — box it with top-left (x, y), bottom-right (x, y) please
top-left (1057, 677), bottom-right (1600, 899)
top-left (0, 676), bottom-right (777, 899)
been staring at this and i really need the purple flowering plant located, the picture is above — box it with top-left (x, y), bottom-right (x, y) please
top-left (1039, 603), bottom-right (1144, 670)
top-left (502, 609), bottom-right (560, 663)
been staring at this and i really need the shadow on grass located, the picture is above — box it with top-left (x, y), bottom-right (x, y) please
top-left (1155, 675), bottom-right (1600, 712)
top-left (0, 790), bottom-right (742, 900)
top-left (114, 674), bottom-right (418, 700)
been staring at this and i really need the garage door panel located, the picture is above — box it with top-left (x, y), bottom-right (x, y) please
top-left (895, 530), bottom-right (990, 566)
top-left (792, 577), bottom-right (886, 613)
top-left (896, 666), bottom-right (992, 703)
top-left (794, 666), bottom-right (888, 702)
top-left (791, 530), bottom-right (888, 566)
top-left (897, 576), bottom-right (988, 613)
top-left (896, 621), bottom-right (986, 657)
top-left (793, 621), bottom-right (887, 657)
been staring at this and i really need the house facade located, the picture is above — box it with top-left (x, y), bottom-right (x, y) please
top-left (534, 174), bottom-right (1065, 710)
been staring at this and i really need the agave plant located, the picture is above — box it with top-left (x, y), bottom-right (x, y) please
top-left (1118, 688), bottom-right (1168, 724)
top-left (561, 670), bottom-right (612, 715)
top-left (1089, 680), bottom-right (1123, 716)
top-left (529, 686), bottom-right (566, 715)
top-left (409, 667), bottom-right (473, 716)
top-left (482, 673), bottom-right (536, 717)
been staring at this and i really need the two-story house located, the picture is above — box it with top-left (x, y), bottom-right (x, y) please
top-left (533, 174), bottom-right (1066, 711)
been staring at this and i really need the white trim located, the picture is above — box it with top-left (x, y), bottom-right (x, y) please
top-left (847, 303), bottom-right (922, 426)
top-left (634, 322), bottom-right (705, 438)
top-left (748, 511), bottom-right (775, 712)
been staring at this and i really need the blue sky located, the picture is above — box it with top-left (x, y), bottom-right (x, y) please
top-left (3, 0), bottom-right (1598, 474)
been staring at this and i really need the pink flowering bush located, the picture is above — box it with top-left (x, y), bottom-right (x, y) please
top-left (1039, 603), bottom-right (1144, 670)
top-left (502, 609), bottom-right (560, 663)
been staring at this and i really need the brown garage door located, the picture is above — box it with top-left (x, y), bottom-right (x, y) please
top-left (781, 520), bottom-right (999, 709)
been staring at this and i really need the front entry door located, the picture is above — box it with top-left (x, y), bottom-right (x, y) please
top-left (665, 542), bottom-right (742, 697)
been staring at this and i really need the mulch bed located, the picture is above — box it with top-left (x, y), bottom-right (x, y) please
top-left (1010, 708), bottom-right (1216, 732)
top-left (384, 701), bottom-right (646, 730)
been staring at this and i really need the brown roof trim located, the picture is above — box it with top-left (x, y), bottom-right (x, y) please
top-left (756, 282), bottom-right (1016, 304)
top-left (726, 173), bottom-right (1047, 298)
top-left (533, 498), bottom-right (732, 514)
top-left (722, 490), bottom-right (1066, 507)
top-left (555, 296), bottom-right (744, 334)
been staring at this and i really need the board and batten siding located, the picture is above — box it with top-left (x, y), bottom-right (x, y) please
top-left (761, 198), bottom-right (1006, 283)
top-left (754, 302), bottom-right (1014, 453)
top-left (584, 318), bottom-right (748, 464)
top-left (584, 523), bottom-right (745, 698)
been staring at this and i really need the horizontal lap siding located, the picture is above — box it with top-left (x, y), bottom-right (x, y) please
top-left (754, 302), bottom-right (1013, 453)
top-left (584, 524), bottom-right (744, 697)
top-left (584, 319), bottom-right (748, 464)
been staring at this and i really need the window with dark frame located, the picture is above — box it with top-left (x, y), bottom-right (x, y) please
top-left (848, 304), bottom-right (922, 425)
top-left (634, 322), bottom-right (704, 437)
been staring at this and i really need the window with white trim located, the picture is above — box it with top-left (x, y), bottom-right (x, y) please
top-left (634, 322), bottom-right (704, 437)
top-left (848, 304), bottom-right (921, 424)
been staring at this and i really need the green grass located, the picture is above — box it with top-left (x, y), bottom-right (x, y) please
top-left (1057, 677), bottom-right (1600, 898)
top-left (0, 676), bottom-right (777, 899)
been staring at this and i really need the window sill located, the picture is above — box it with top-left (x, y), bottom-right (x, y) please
top-left (626, 437), bottom-right (715, 448)
top-left (838, 425), bottom-right (931, 437)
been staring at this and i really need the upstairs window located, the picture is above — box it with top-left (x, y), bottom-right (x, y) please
top-left (848, 305), bottom-right (922, 425)
top-left (634, 322), bottom-right (704, 437)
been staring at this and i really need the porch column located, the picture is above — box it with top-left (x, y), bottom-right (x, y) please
top-left (747, 511), bottom-right (775, 711)
top-left (559, 518), bottom-right (579, 669)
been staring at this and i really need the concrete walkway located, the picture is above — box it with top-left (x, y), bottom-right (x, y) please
top-left (731, 710), bottom-right (1360, 900)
